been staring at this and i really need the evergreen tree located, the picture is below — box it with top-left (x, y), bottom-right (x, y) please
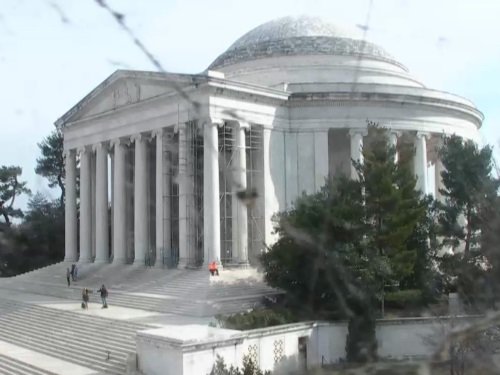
top-left (438, 135), bottom-right (500, 309)
top-left (355, 126), bottom-right (427, 287)
top-left (438, 135), bottom-right (499, 255)
top-left (35, 128), bottom-right (65, 206)
top-left (0, 166), bottom-right (31, 226)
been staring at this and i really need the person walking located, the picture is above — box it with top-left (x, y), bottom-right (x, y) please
top-left (66, 268), bottom-right (71, 287)
top-left (73, 264), bottom-right (78, 281)
top-left (82, 288), bottom-right (89, 309)
top-left (97, 284), bottom-right (108, 308)
top-left (71, 264), bottom-right (76, 281)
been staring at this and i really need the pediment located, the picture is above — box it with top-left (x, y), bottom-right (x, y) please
top-left (57, 71), bottom-right (196, 126)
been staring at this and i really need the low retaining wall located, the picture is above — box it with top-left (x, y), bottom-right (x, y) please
top-left (136, 316), bottom-right (480, 375)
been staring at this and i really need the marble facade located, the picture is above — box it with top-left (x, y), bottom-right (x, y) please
top-left (57, 16), bottom-right (483, 268)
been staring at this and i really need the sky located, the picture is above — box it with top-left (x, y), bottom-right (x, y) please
top-left (1, 0), bottom-right (499, 210)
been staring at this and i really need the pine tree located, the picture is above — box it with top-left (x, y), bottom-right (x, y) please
top-left (355, 126), bottom-right (427, 286)
top-left (438, 135), bottom-right (499, 255)
top-left (438, 135), bottom-right (500, 309)
top-left (35, 128), bottom-right (65, 207)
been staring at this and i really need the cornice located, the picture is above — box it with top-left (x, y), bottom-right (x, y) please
top-left (288, 92), bottom-right (483, 127)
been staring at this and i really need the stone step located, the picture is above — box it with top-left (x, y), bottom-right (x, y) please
top-left (0, 299), bottom-right (143, 374)
top-left (0, 300), bottom-right (148, 339)
top-left (0, 316), bottom-right (130, 365)
top-left (0, 313), bottom-right (136, 354)
top-left (0, 327), bottom-right (125, 375)
top-left (0, 353), bottom-right (58, 375)
top-left (1, 302), bottom-right (146, 338)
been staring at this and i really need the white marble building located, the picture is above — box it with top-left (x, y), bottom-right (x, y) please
top-left (57, 16), bottom-right (483, 268)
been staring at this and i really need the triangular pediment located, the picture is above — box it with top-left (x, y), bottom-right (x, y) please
top-left (56, 70), bottom-right (197, 126)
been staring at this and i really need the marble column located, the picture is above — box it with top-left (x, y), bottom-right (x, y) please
top-left (178, 123), bottom-right (189, 268)
top-left (203, 121), bottom-right (221, 264)
top-left (262, 128), bottom-right (279, 247)
top-left (435, 156), bottom-right (445, 202)
top-left (94, 143), bottom-right (109, 263)
top-left (112, 139), bottom-right (127, 263)
top-left (133, 134), bottom-right (148, 265)
top-left (389, 130), bottom-right (400, 164)
top-left (414, 132), bottom-right (430, 194)
top-left (78, 147), bottom-right (92, 263)
top-left (349, 129), bottom-right (366, 180)
top-left (231, 121), bottom-right (249, 265)
top-left (163, 134), bottom-right (172, 266)
top-left (154, 129), bottom-right (164, 267)
top-left (314, 130), bottom-right (329, 191)
top-left (64, 150), bottom-right (78, 262)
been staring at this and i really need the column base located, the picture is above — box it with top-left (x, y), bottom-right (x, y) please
top-left (112, 257), bottom-right (128, 265)
top-left (94, 258), bottom-right (110, 264)
top-left (224, 262), bottom-right (250, 269)
top-left (78, 258), bottom-right (93, 264)
top-left (64, 257), bottom-right (78, 263)
top-left (132, 259), bottom-right (146, 267)
top-left (177, 259), bottom-right (189, 269)
top-left (154, 260), bottom-right (164, 269)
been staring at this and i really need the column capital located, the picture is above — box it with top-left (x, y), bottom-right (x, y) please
top-left (348, 128), bottom-right (368, 137)
top-left (91, 142), bottom-right (109, 152)
top-left (152, 128), bottom-right (164, 138)
top-left (173, 122), bottom-right (187, 134)
top-left (416, 131), bottom-right (430, 140)
top-left (389, 130), bottom-right (402, 138)
top-left (64, 149), bottom-right (76, 158)
top-left (236, 121), bottom-right (250, 129)
top-left (110, 138), bottom-right (126, 148)
top-left (201, 117), bottom-right (224, 128)
top-left (130, 133), bottom-right (145, 143)
top-left (77, 146), bottom-right (89, 155)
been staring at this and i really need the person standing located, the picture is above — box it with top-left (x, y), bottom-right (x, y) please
top-left (73, 264), bottom-right (78, 281)
top-left (82, 288), bottom-right (89, 309)
top-left (97, 284), bottom-right (108, 308)
top-left (66, 268), bottom-right (71, 287)
top-left (71, 264), bottom-right (76, 281)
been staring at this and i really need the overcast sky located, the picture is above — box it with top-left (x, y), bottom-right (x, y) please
top-left (1, 0), bottom-right (499, 209)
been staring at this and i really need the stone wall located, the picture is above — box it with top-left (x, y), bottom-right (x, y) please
top-left (136, 316), bottom-right (480, 375)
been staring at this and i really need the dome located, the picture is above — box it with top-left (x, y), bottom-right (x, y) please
top-left (209, 15), bottom-right (398, 70)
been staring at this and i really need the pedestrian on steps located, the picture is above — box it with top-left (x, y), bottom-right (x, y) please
top-left (73, 264), bottom-right (78, 281)
top-left (208, 261), bottom-right (219, 276)
top-left (82, 288), bottom-right (89, 309)
top-left (70, 264), bottom-right (76, 281)
top-left (97, 284), bottom-right (108, 308)
top-left (66, 268), bottom-right (71, 287)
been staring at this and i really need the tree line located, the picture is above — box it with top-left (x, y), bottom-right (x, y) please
top-left (0, 128), bottom-right (65, 276)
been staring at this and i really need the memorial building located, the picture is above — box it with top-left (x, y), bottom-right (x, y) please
top-left (57, 16), bottom-right (483, 268)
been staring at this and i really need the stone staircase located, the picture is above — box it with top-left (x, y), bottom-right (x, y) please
top-left (0, 354), bottom-right (57, 375)
top-left (0, 298), bottom-right (150, 375)
top-left (0, 262), bottom-right (281, 318)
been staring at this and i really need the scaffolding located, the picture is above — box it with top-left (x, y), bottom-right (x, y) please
top-left (161, 121), bottom-right (264, 267)
top-left (219, 124), bottom-right (235, 263)
top-left (246, 125), bottom-right (265, 263)
top-left (218, 123), bottom-right (264, 265)
top-left (163, 122), bottom-right (204, 267)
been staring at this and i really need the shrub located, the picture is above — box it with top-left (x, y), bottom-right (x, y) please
top-left (384, 289), bottom-right (423, 309)
top-left (209, 354), bottom-right (270, 375)
top-left (217, 308), bottom-right (297, 330)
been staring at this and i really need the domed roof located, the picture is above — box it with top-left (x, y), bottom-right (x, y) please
top-left (209, 16), bottom-right (398, 70)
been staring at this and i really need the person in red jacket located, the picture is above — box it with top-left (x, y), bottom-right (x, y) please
top-left (208, 261), bottom-right (219, 276)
